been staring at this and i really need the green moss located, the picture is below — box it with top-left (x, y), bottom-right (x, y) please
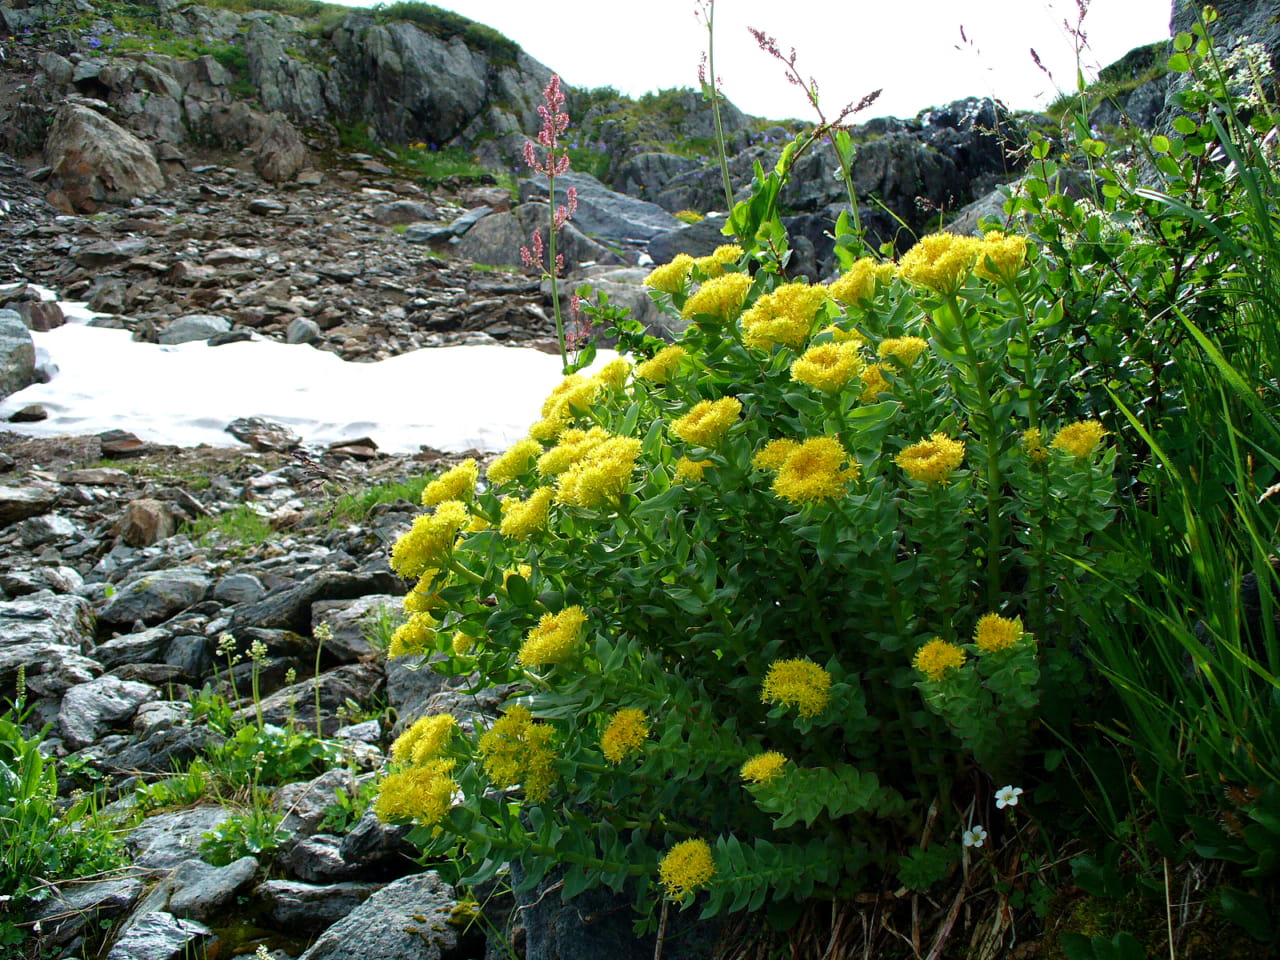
top-left (182, 503), bottom-right (274, 546)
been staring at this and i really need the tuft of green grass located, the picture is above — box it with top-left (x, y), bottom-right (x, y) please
top-left (182, 504), bottom-right (274, 546)
top-left (373, 1), bottom-right (520, 65)
top-left (329, 475), bottom-right (429, 526)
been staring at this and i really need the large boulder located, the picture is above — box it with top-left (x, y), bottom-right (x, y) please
top-left (520, 171), bottom-right (682, 244)
top-left (43, 103), bottom-right (165, 213)
top-left (0, 309), bottom-right (36, 399)
top-left (0, 594), bottom-right (100, 699)
top-left (454, 203), bottom-right (628, 271)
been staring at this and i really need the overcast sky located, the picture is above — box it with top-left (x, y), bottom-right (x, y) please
top-left (343, 0), bottom-right (1172, 121)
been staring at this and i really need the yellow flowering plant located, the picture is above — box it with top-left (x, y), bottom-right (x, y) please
top-left (364, 199), bottom-right (1126, 929)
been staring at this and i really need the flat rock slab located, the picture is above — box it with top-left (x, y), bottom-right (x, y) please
top-left (297, 871), bottom-right (461, 960)
top-left (105, 910), bottom-right (210, 960)
top-left (0, 483), bottom-right (57, 526)
top-left (59, 675), bottom-right (159, 750)
top-left (99, 566), bottom-right (211, 626)
top-left (127, 806), bottom-right (237, 873)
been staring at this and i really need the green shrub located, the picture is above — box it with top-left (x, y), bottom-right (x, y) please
top-left (0, 698), bottom-right (125, 931)
top-left (373, 2), bottom-right (520, 65)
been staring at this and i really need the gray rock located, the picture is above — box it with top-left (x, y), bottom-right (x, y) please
top-left (225, 415), bottom-right (301, 452)
top-left (286, 833), bottom-right (365, 883)
top-left (167, 856), bottom-right (259, 921)
top-left (105, 910), bottom-right (211, 960)
top-left (59, 675), bottom-right (160, 750)
top-left (339, 808), bottom-right (414, 868)
top-left (0, 309), bottom-right (36, 400)
top-left (213, 573), bottom-right (267, 604)
top-left (164, 634), bottom-right (213, 679)
top-left (372, 200), bottom-right (438, 225)
top-left (275, 769), bottom-right (357, 839)
top-left (13, 512), bottom-right (76, 546)
top-left (521, 171), bottom-right (681, 243)
top-left (158, 314), bottom-right (232, 345)
top-left (127, 806), bottom-right (236, 873)
top-left (0, 565), bottom-right (84, 598)
top-left (36, 877), bottom-right (145, 945)
top-left (228, 569), bottom-right (403, 635)
top-left (297, 871), bottom-right (462, 960)
top-left (287, 317), bottom-right (321, 344)
top-left (93, 627), bottom-right (171, 671)
top-left (253, 112), bottom-right (310, 183)
top-left (72, 238), bottom-right (152, 268)
top-left (99, 566), bottom-right (211, 626)
top-left (647, 215), bottom-right (735, 265)
top-left (132, 699), bottom-right (193, 737)
top-left (402, 222), bottom-right (457, 244)
top-left (232, 662), bottom-right (384, 735)
top-left (255, 879), bottom-right (383, 933)
top-left (0, 594), bottom-right (99, 697)
top-left (9, 299), bottom-right (65, 332)
top-left (612, 152), bottom-right (702, 205)
top-left (38, 50), bottom-right (75, 86)
top-left (454, 204), bottom-right (626, 272)
top-left (43, 104), bottom-right (165, 213)
top-left (311, 594), bottom-right (399, 662)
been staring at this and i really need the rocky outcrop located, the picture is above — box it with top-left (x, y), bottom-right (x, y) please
top-left (42, 103), bottom-right (165, 213)
top-left (0, 309), bottom-right (36, 399)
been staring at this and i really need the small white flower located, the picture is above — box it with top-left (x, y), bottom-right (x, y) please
top-left (995, 785), bottom-right (1024, 809)
top-left (961, 825), bottom-right (987, 848)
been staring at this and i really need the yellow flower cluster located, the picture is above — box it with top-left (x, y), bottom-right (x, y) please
top-left (390, 500), bottom-right (468, 578)
top-left (790, 341), bottom-right (865, 394)
top-left (896, 434), bottom-right (966, 484)
top-left (768, 436), bottom-right (858, 505)
top-left (540, 373), bottom-right (600, 427)
top-left (674, 457), bottom-right (711, 482)
top-left (634, 345), bottom-right (688, 383)
top-left (913, 638), bottom-right (966, 680)
top-left (500, 486), bottom-right (553, 539)
top-left (645, 253), bottom-right (695, 294)
top-left (740, 282), bottom-right (829, 350)
top-left (1051, 420), bottom-right (1108, 459)
top-left (897, 233), bottom-right (982, 295)
top-left (594, 358), bottom-right (632, 390)
top-left (975, 230), bottom-right (1029, 283)
top-left (478, 704), bottom-right (557, 801)
top-left (451, 630), bottom-right (475, 656)
top-left (693, 244), bottom-right (744, 277)
top-left (752, 438), bottom-right (799, 471)
top-left (517, 605), bottom-right (587, 667)
top-left (829, 257), bottom-right (894, 305)
top-left (1021, 427), bottom-right (1049, 463)
top-left (422, 459), bottom-right (477, 507)
top-left (555, 435), bottom-right (642, 507)
top-left (877, 336), bottom-right (929, 368)
top-left (388, 611), bottom-right (438, 658)
top-left (537, 426), bottom-right (610, 476)
top-left (392, 713), bottom-right (457, 766)
top-left (860, 363), bottom-right (892, 401)
top-left (974, 613), bottom-right (1025, 653)
top-left (487, 438), bottom-right (542, 484)
top-left (600, 708), bottom-right (648, 763)
top-left (682, 272), bottom-right (752, 321)
top-left (761, 659), bottom-right (832, 718)
top-left (658, 838), bottom-right (716, 899)
top-left (740, 751), bottom-right (787, 784)
top-left (670, 397), bottom-right (742, 448)
top-left (374, 757), bottom-right (457, 825)
top-left (404, 568), bottom-right (445, 614)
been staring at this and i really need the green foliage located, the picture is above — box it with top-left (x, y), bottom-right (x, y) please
top-left (198, 0), bottom-right (346, 18)
top-left (182, 504), bottom-right (274, 547)
top-left (134, 758), bottom-right (213, 812)
top-left (316, 777), bottom-right (377, 834)
top-left (372, 199), bottom-right (1120, 927)
top-left (207, 722), bottom-right (344, 787)
top-left (395, 142), bottom-right (492, 183)
top-left (372, 2), bottom-right (520, 65)
top-left (329, 474), bottom-right (429, 526)
top-left (1046, 41), bottom-right (1169, 123)
top-left (0, 701), bottom-right (125, 926)
top-left (200, 801), bottom-right (290, 866)
top-left (675, 209), bottom-right (705, 224)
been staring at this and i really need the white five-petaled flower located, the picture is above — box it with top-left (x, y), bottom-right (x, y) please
top-left (995, 785), bottom-right (1024, 809)
top-left (961, 825), bottom-right (988, 848)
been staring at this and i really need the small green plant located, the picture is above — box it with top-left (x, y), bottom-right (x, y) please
top-left (360, 603), bottom-right (406, 653)
top-left (674, 209), bottom-right (705, 224)
top-left (396, 142), bottom-right (493, 182)
top-left (329, 474), bottom-right (429, 526)
top-left (0, 686), bottom-right (126, 936)
top-left (200, 801), bottom-right (290, 866)
top-left (315, 777), bottom-right (377, 834)
top-left (134, 759), bottom-right (214, 813)
top-left (182, 504), bottom-right (274, 548)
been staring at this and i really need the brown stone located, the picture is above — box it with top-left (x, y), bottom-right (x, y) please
top-left (116, 498), bottom-right (177, 546)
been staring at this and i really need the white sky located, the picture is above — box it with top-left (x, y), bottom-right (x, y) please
top-left (343, 0), bottom-right (1173, 120)
top-left (0, 299), bottom-right (612, 454)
